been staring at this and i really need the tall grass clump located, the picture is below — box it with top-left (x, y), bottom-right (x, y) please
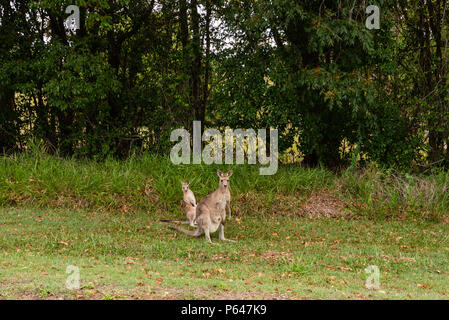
top-left (340, 165), bottom-right (449, 221)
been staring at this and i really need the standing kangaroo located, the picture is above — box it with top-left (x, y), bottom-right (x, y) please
top-left (169, 170), bottom-right (235, 244)
top-left (160, 180), bottom-right (197, 227)
top-left (181, 180), bottom-right (197, 227)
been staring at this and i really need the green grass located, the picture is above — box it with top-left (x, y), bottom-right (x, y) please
top-left (0, 150), bottom-right (448, 299)
top-left (1, 207), bottom-right (449, 299)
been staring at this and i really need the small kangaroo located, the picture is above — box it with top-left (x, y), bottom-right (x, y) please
top-left (160, 180), bottom-right (197, 227)
top-left (170, 170), bottom-right (235, 244)
top-left (181, 180), bottom-right (197, 227)
top-left (181, 180), bottom-right (197, 207)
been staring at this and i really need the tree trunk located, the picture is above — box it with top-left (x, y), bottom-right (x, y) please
top-left (190, 0), bottom-right (201, 122)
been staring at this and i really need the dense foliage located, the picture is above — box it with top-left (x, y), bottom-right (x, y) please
top-left (0, 0), bottom-right (448, 169)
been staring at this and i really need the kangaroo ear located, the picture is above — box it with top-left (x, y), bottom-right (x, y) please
top-left (227, 170), bottom-right (233, 177)
top-left (186, 180), bottom-right (190, 185)
top-left (217, 169), bottom-right (223, 177)
top-left (180, 180), bottom-right (184, 184)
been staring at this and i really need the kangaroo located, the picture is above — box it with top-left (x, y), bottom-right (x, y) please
top-left (181, 180), bottom-right (197, 208)
top-left (160, 180), bottom-right (197, 227)
top-left (169, 170), bottom-right (235, 244)
top-left (181, 180), bottom-right (197, 227)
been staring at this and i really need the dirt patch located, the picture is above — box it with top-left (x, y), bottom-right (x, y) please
top-left (0, 284), bottom-right (297, 300)
top-left (300, 192), bottom-right (350, 218)
top-left (0, 277), bottom-right (298, 300)
top-left (145, 286), bottom-right (297, 300)
top-left (234, 191), bottom-right (351, 219)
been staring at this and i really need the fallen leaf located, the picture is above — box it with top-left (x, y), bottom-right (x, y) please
top-left (399, 257), bottom-right (416, 262)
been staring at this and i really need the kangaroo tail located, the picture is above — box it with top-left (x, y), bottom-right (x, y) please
top-left (160, 219), bottom-right (190, 224)
top-left (169, 226), bottom-right (202, 237)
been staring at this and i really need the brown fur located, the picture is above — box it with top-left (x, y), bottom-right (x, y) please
top-left (171, 170), bottom-right (235, 244)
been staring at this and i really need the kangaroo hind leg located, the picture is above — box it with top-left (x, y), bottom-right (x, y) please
top-left (219, 224), bottom-right (235, 242)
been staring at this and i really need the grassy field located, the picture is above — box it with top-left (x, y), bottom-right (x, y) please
top-left (0, 150), bottom-right (448, 299)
